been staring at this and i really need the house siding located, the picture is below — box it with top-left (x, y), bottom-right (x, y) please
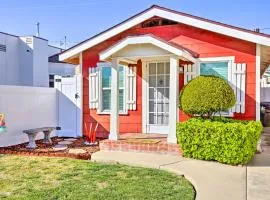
top-left (82, 23), bottom-right (256, 137)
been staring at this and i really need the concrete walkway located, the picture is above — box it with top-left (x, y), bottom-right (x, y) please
top-left (247, 154), bottom-right (270, 200)
top-left (92, 151), bottom-right (246, 200)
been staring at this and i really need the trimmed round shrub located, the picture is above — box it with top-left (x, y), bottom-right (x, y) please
top-left (177, 118), bottom-right (263, 165)
top-left (180, 76), bottom-right (236, 117)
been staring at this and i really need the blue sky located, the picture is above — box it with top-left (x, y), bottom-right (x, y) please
top-left (0, 0), bottom-right (270, 48)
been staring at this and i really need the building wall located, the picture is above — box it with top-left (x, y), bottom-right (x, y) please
top-left (0, 85), bottom-right (58, 147)
top-left (82, 23), bottom-right (257, 137)
top-left (18, 36), bottom-right (34, 86)
top-left (0, 33), bottom-right (20, 85)
top-left (32, 37), bottom-right (49, 87)
top-left (0, 33), bottom-right (72, 87)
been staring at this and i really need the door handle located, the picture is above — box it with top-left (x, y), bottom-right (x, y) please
top-left (75, 93), bottom-right (80, 99)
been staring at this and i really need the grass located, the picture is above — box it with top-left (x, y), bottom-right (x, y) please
top-left (0, 155), bottom-right (195, 200)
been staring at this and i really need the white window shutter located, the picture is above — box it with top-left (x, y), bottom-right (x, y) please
top-left (231, 63), bottom-right (246, 113)
top-left (184, 64), bottom-right (197, 85)
top-left (126, 66), bottom-right (137, 110)
top-left (89, 67), bottom-right (99, 109)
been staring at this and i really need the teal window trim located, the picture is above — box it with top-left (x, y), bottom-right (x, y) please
top-left (200, 61), bottom-right (229, 81)
top-left (198, 59), bottom-right (233, 117)
top-left (98, 63), bottom-right (127, 114)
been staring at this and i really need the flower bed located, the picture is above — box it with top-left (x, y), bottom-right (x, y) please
top-left (0, 137), bottom-right (100, 160)
top-left (177, 117), bottom-right (263, 165)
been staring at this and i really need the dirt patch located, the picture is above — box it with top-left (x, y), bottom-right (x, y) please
top-left (0, 137), bottom-right (101, 160)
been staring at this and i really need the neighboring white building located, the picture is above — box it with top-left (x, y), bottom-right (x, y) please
top-left (0, 31), bottom-right (75, 87)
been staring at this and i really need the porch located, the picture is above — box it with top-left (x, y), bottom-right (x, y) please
top-left (99, 34), bottom-right (197, 144)
top-left (99, 133), bottom-right (182, 156)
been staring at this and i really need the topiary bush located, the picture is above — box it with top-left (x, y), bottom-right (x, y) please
top-left (177, 117), bottom-right (263, 165)
top-left (180, 76), bottom-right (236, 117)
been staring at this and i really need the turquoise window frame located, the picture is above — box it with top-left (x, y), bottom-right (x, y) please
top-left (99, 64), bottom-right (126, 114)
top-left (200, 62), bottom-right (229, 80)
top-left (198, 58), bottom-right (234, 117)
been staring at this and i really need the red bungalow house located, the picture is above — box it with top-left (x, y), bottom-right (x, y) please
top-left (59, 5), bottom-right (270, 146)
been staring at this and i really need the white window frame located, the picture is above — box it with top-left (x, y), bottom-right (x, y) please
top-left (97, 62), bottom-right (128, 115)
top-left (197, 56), bottom-right (235, 117)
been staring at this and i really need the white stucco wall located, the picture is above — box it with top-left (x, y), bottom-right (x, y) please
top-left (32, 37), bottom-right (49, 87)
top-left (0, 33), bottom-right (73, 87)
top-left (49, 62), bottom-right (76, 76)
top-left (18, 36), bottom-right (34, 86)
top-left (0, 33), bottom-right (20, 85)
top-left (0, 85), bottom-right (58, 147)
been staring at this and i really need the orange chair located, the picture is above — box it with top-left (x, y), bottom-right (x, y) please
top-left (84, 122), bottom-right (98, 145)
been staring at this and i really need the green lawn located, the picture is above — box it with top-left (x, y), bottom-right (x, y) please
top-left (0, 155), bottom-right (195, 200)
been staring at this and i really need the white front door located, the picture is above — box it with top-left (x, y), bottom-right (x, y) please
top-left (146, 61), bottom-right (170, 134)
top-left (55, 75), bottom-right (82, 138)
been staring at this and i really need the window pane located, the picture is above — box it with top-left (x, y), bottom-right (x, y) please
top-left (102, 67), bottom-right (111, 88)
top-left (149, 100), bottom-right (155, 112)
top-left (200, 62), bottom-right (228, 80)
top-left (165, 75), bottom-right (170, 87)
top-left (101, 65), bottom-right (125, 112)
top-left (165, 62), bottom-right (170, 74)
top-left (119, 66), bottom-right (124, 88)
top-left (102, 90), bottom-right (111, 110)
top-left (157, 75), bottom-right (165, 87)
top-left (119, 89), bottom-right (124, 111)
top-left (149, 63), bottom-right (156, 75)
top-left (149, 113), bottom-right (155, 124)
top-left (149, 88), bottom-right (156, 100)
top-left (149, 76), bottom-right (156, 87)
top-left (157, 62), bottom-right (165, 74)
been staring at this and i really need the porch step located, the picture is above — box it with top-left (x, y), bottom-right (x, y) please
top-left (99, 139), bottom-right (182, 156)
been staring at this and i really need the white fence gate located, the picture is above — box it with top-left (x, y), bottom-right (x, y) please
top-left (54, 75), bottom-right (82, 138)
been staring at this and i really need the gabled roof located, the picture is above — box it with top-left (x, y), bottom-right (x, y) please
top-left (59, 5), bottom-right (270, 61)
top-left (100, 34), bottom-right (198, 63)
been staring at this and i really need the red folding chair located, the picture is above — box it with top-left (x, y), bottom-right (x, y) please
top-left (84, 122), bottom-right (98, 146)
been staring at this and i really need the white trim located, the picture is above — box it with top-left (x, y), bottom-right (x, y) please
top-left (77, 53), bottom-right (83, 137)
top-left (142, 60), bottom-right (148, 134)
top-left (109, 58), bottom-right (120, 140)
top-left (59, 7), bottom-right (270, 61)
top-left (145, 59), bottom-right (171, 134)
top-left (117, 54), bottom-right (174, 61)
top-left (197, 56), bottom-right (235, 62)
top-left (168, 57), bottom-right (179, 143)
top-left (256, 44), bottom-right (261, 121)
top-left (99, 35), bottom-right (196, 63)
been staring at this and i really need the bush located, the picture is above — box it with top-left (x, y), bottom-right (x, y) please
top-left (177, 117), bottom-right (262, 165)
top-left (180, 76), bottom-right (236, 117)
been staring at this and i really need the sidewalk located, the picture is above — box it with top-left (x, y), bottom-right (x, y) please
top-left (247, 154), bottom-right (270, 200)
top-left (91, 151), bottom-right (246, 200)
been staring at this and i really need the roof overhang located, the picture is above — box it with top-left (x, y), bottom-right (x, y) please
top-left (59, 5), bottom-right (270, 62)
top-left (99, 35), bottom-right (197, 63)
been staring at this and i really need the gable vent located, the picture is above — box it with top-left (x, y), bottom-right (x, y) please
top-left (26, 37), bottom-right (32, 44)
top-left (142, 18), bottom-right (178, 28)
top-left (0, 44), bottom-right (6, 52)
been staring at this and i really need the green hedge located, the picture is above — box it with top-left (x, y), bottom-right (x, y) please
top-left (180, 76), bottom-right (236, 117)
top-left (177, 117), bottom-right (262, 165)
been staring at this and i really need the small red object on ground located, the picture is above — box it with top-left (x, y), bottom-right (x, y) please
top-left (84, 122), bottom-right (98, 145)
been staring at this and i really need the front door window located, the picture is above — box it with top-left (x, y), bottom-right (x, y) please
top-left (147, 61), bottom-right (170, 133)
